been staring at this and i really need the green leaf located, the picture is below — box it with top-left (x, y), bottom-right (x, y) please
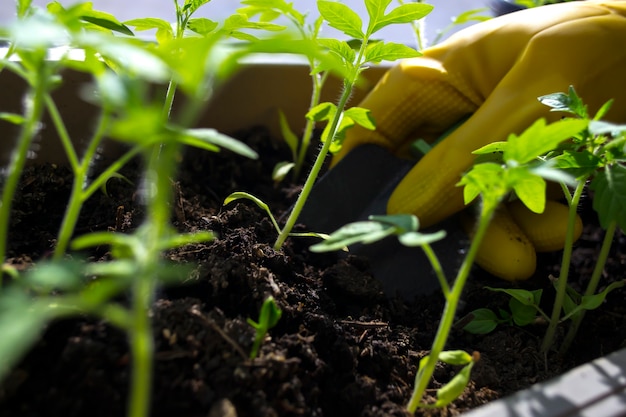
top-left (510, 170), bottom-right (546, 214)
top-left (508, 297), bottom-right (537, 326)
top-left (504, 118), bottom-right (588, 165)
top-left (370, 3), bottom-right (433, 34)
top-left (561, 280), bottom-right (625, 321)
top-left (0, 112), bottom-right (26, 125)
top-left (368, 214), bottom-right (419, 233)
top-left (0, 291), bottom-right (55, 383)
top-left (486, 287), bottom-right (542, 307)
top-left (17, 0), bottom-right (32, 17)
top-left (187, 18), bottom-right (219, 35)
top-left (25, 260), bottom-right (83, 292)
top-left (365, 41), bottom-right (420, 63)
top-left (318, 38), bottom-right (356, 63)
top-left (472, 141), bottom-right (507, 155)
top-left (590, 164), bottom-right (626, 230)
top-left (435, 362), bottom-right (474, 407)
top-left (158, 231), bottom-right (215, 251)
top-left (124, 18), bottom-right (174, 43)
top-left (462, 308), bottom-right (500, 334)
top-left (438, 350), bottom-right (473, 366)
top-left (398, 230), bottom-right (446, 247)
top-left (124, 17), bottom-right (172, 32)
top-left (343, 107), bottom-right (376, 130)
top-left (278, 109), bottom-right (299, 157)
top-left (458, 163), bottom-right (507, 206)
top-left (223, 192), bottom-right (281, 234)
top-left (309, 221), bottom-right (397, 252)
top-left (272, 161), bottom-right (295, 182)
top-left (538, 86), bottom-right (588, 118)
top-left (452, 8), bottom-right (491, 24)
top-left (177, 128), bottom-right (259, 159)
top-left (306, 102), bottom-right (336, 123)
top-left (552, 150), bottom-right (603, 179)
top-left (81, 10), bottom-right (134, 36)
top-left (318, 1), bottom-right (364, 39)
top-left (579, 280), bottom-right (625, 311)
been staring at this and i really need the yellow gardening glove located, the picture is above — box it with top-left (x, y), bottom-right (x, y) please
top-left (333, 0), bottom-right (626, 281)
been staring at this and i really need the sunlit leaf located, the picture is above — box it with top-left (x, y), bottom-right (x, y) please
top-left (365, 41), bottom-right (420, 63)
top-left (318, 1), bottom-right (363, 39)
top-left (370, 2), bottom-right (433, 34)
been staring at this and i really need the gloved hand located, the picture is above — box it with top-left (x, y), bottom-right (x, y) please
top-left (332, 0), bottom-right (626, 281)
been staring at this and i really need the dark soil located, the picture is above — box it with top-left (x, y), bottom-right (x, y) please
top-left (1, 127), bottom-right (625, 417)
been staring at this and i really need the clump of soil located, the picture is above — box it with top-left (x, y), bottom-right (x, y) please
top-left (1, 127), bottom-right (625, 417)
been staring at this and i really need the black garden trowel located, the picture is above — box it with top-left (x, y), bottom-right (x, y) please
top-left (298, 144), bottom-right (469, 300)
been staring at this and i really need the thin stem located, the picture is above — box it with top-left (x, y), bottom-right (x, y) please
top-left (0, 65), bottom-right (48, 268)
top-left (44, 94), bottom-right (79, 171)
top-left (293, 71), bottom-right (327, 180)
top-left (541, 180), bottom-right (586, 353)
top-left (421, 243), bottom-right (449, 297)
top-left (273, 82), bottom-right (353, 250)
top-left (559, 220), bottom-right (617, 356)
top-left (53, 106), bottom-right (111, 259)
top-left (406, 201), bottom-right (497, 412)
top-left (274, 36), bottom-right (370, 250)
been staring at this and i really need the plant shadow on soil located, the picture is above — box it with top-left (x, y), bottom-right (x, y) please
top-left (1, 127), bottom-right (625, 417)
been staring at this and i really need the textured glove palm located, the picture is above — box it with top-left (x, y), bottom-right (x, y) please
top-left (333, 0), bottom-right (626, 280)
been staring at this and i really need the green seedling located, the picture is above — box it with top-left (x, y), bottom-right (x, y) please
top-left (0, 2), bottom-right (267, 417)
top-left (461, 288), bottom-right (546, 334)
top-left (226, 0), bottom-right (432, 252)
top-left (313, 105), bottom-right (598, 409)
top-left (417, 350), bottom-right (479, 408)
top-left (464, 86), bottom-right (626, 356)
top-left (247, 295), bottom-right (282, 359)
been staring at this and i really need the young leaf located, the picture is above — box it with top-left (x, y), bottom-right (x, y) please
top-left (309, 221), bottom-right (397, 252)
top-left (370, 2), bottom-right (433, 34)
top-left (177, 128), bottom-right (259, 159)
top-left (458, 162), bottom-right (506, 206)
top-left (224, 192), bottom-right (282, 234)
top-left (318, 1), bottom-right (364, 39)
top-left (278, 109), bottom-right (299, 159)
top-left (272, 161), bottom-right (295, 182)
top-left (187, 18), bottom-right (219, 36)
top-left (0, 112), bottom-right (26, 125)
top-left (344, 107), bottom-right (376, 130)
top-left (552, 150), bottom-right (603, 179)
top-left (576, 280), bottom-right (625, 315)
top-left (365, 41), bottom-right (420, 63)
top-left (435, 362), bottom-right (474, 407)
top-left (590, 163), bottom-right (626, 231)
top-left (508, 297), bottom-right (537, 326)
top-left (80, 10), bottom-right (134, 36)
top-left (504, 118), bottom-right (588, 165)
top-left (509, 169), bottom-right (546, 214)
top-left (438, 350), bottom-right (473, 366)
top-left (486, 287), bottom-right (542, 307)
top-left (462, 308), bottom-right (500, 334)
top-left (538, 86), bottom-right (588, 118)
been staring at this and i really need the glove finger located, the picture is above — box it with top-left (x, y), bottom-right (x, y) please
top-left (461, 207), bottom-right (537, 281)
top-left (508, 200), bottom-right (583, 252)
top-left (331, 58), bottom-right (478, 166)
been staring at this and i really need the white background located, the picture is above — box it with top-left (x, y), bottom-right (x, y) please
top-left (1, 1), bottom-right (490, 46)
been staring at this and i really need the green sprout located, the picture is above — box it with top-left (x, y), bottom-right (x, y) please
top-left (247, 296), bottom-right (282, 359)
top-left (226, 0), bottom-right (432, 252)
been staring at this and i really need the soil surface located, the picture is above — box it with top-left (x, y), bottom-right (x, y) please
top-left (1, 127), bottom-right (625, 417)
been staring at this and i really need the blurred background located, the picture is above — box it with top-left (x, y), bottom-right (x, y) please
top-left (0, 0), bottom-right (490, 47)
